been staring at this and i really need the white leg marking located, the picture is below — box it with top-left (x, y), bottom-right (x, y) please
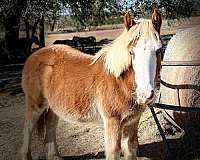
top-left (122, 136), bottom-right (138, 160)
top-left (21, 108), bottom-right (46, 160)
top-left (104, 117), bottom-right (121, 160)
top-left (21, 119), bottom-right (33, 160)
top-left (46, 142), bottom-right (63, 160)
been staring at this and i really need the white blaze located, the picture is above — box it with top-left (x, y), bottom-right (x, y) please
top-left (132, 40), bottom-right (161, 104)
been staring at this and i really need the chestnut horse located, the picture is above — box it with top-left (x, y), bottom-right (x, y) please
top-left (21, 9), bottom-right (162, 160)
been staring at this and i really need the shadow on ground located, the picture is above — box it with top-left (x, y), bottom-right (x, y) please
top-left (62, 151), bottom-right (105, 160)
top-left (53, 135), bottom-right (200, 160)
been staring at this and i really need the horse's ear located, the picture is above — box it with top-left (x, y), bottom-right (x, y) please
top-left (124, 12), bottom-right (135, 30)
top-left (152, 8), bottom-right (162, 34)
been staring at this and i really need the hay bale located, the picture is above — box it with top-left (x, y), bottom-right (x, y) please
top-left (160, 26), bottom-right (200, 130)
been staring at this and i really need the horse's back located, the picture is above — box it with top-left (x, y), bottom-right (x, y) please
top-left (22, 45), bottom-right (94, 99)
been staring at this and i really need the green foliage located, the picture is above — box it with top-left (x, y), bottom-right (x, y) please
top-left (0, 0), bottom-right (63, 31)
top-left (118, 0), bottom-right (196, 20)
top-left (131, 0), bottom-right (158, 18)
top-left (63, 0), bottom-right (121, 29)
top-left (0, 0), bottom-right (199, 33)
top-left (0, 0), bottom-right (26, 21)
top-left (160, 0), bottom-right (193, 19)
top-left (190, 0), bottom-right (200, 16)
top-left (22, 0), bottom-right (62, 25)
top-left (103, 16), bottom-right (122, 25)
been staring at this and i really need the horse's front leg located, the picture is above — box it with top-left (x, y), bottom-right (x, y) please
top-left (121, 115), bottom-right (141, 160)
top-left (104, 117), bottom-right (121, 160)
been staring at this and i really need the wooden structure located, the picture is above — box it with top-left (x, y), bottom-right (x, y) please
top-left (160, 26), bottom-right (200, 129)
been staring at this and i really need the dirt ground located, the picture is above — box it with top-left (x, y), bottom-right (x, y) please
top-left (1, 17), bottom-right (200, 160)
top-left (0, 90), bottom-right (184, 160)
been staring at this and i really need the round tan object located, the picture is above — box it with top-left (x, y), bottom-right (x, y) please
top-left (160, 26), bottom-right (200, 130)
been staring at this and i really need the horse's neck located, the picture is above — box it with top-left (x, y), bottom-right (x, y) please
top-left (94, 57), bottom-right (134, 94)
top-left (94, 65), bottom-right (135, 117)
top-left (99, 36), bottom-right (131, 78)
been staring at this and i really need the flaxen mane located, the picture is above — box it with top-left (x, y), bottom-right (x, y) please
top-left (92, 19), bottom-right (160, 78)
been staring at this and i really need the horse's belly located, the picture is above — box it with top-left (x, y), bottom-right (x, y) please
top-left (49, 101), bottom-right (103, 124)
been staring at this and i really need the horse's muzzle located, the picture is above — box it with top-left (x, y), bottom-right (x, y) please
top-left (136, 90), bottom-right (155, 105)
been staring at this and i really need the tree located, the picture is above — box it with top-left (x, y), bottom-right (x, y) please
top-left (22, 0), bottom-right (62, 47)
top-left (191, 0), bottom-right (200, 16)
top-left (63, 0), bottom-right (121, 29)
top-left (159, 0), bottom-right (193, 19)
top-left (0, 0), bottom-right (63, 53)
top-left (0, 0), bottom-right (27, 51)
top-left (130, 0), bottom-right (194, 20)
top-left (0, 0), bottom-right (198, 57)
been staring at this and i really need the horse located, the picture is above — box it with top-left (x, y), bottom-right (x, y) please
top-left (73, 36), bottom-right (96, 51)
top-left (53, 39), bottom-right (75, 47)
top-left (20, 9), bottom-right (162, 160)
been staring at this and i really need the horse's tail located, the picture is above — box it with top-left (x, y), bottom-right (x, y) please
top-left (37, 109), bottom-right (49, 139)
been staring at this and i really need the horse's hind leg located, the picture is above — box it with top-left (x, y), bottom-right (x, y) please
top-left (21, 96), bottom-right (45, 160)
top-left (45, 109), bottom-right (63, 160)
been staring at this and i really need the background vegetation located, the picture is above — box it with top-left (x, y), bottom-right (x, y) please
top-left (0, 0), bottom-right (199, 60)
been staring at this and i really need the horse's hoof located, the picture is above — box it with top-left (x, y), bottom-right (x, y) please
top-left (136, 157), bottom-right (152, 160)
top-left (123, 156), bottom-right (137, 160)
top-left (54, 156), bottom-right (64, 160)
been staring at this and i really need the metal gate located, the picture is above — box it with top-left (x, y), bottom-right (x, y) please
top-left (151, 60), bottom-right (200, 160)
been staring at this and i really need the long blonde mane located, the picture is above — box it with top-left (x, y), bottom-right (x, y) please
top-left (92, 19), bottom-right (160, 78)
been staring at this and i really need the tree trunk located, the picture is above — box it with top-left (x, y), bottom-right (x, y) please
top-left (24, 16), bottom-right (30, 39)
top-left (31, 18), bottom-right (40, 38)
top-left (39, 15), bottom-right (45, 47)
top-left (50, 19), bottom-right (56, 31)
top-left (4, 16), bottom-right (20, 51)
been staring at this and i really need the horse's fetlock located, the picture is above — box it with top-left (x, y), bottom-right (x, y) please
top-left (47, 154), bottom-right (63, 160)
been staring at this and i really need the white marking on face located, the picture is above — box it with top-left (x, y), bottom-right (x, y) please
top-left (132, 39), bottom-right (161, 105)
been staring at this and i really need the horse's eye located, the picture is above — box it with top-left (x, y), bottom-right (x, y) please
top-left (130, 50), bottom-right (134, 55)
top-left (155, 33), bottom-right (161, 41)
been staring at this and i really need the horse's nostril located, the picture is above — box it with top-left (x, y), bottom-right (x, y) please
top-left (148, 90), bottom-right (154, 100)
